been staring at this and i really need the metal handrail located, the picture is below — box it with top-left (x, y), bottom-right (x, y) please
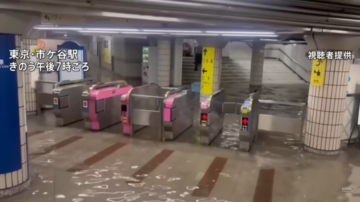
top-left (90, 80), bottom-right (127, 90)
top-left (56, 78), bottom-right (93, 87)
top-left (259, 99), bottom-right (306, 107)
top-left (265, 47), bottom-right (310, 73)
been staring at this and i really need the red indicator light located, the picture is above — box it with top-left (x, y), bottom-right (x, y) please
top-left (242, 117), bottom-right (249, 126)
top-left (83, 101), bottom-right (88, 108)
top-left (53, 98), bottom-right (58, 104)
top-left (201, 113), bottom-right (208, 121)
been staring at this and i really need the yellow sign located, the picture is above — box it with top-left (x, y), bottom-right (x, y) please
top-left (200, 47), bottom-right (215, 95)
top-left (201, 120), bottom-right (207, 126)
top-left (103, 41), bottom-right (110, 63)
top-left (310, 59), bottom-right (326, 86)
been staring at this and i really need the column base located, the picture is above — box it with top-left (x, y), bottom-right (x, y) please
top-left (0, 178), bottom-right (31, 199)
top-left (249, 84), bottom-right (262, 92)
top-left (303, 145), bottom-right (340, 156)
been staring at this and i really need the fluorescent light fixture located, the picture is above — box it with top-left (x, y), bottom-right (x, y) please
top-left (260, 38), bottom-right (279, 41)
top-left (143, 29), bottom-right (202, 33)
top-left (120, 32), bottom-right (165, 35)
top-left (79, 30), bottom-right (119, 34)
top-left (323, 29), bottom-right (349, 34)
top-left (34, 26), bottom-right (83, 30)
top-left (85, 28), bottom-right (139, 32)
top-left (101, 12), bottom-right (181, 22)
top-left (222, 34), bottom-right (278, 37)
top-left (169, 33), bottom-right (219, 36)
top-left (206, 31), bottom-right (275, 35)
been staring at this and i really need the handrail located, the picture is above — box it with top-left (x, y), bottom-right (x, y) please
top-left (259, 99), bottom-right (306, 107)
top-left (265, 47), bottom-right (309, 73)
top-left (35, 80), bottom-right (57, 85)
top-left (91, 80), bottom-right (128, 90)
top-left (56, 78), bottom-right (93, 87)
top-left (164, 86), bottom-right (187, 97)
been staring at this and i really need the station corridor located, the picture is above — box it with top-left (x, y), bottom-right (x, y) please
top-left (1, 110), bottom-right (359, 202)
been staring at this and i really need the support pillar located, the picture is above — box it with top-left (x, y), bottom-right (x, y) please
top-left (171, 38), bottom-right (183, 87)
top-left (0, 34), bottom-right (30, 198)
top-left (157, 39), bottom-right (171, 87)
top-left (148, 40), bottom-right (158, 84)
top-left (303, 34), bottom-right (360, 155)
top-left (249, 42), bottom-right (265, 90)
top-left (197, 38), bottom-right (227, 102)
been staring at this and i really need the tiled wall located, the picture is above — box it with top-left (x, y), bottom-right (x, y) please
top-left (249, 42), bottom-right (265, 87)
top-left (304, 59), bottom-right (350, 155)
top-left (0, 35), bottom-right (29, 197)
top-left (157, 39), bottom-right (171, 87)
top-left (171, 38), bottom-right (183, 86)
top-left (20, 38), bottom-right (37, 113)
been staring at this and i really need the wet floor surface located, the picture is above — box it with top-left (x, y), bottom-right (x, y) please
top-left (4, 83), bottom-right (360, 202)
top-left (3, 110), bottom-right (360, 202)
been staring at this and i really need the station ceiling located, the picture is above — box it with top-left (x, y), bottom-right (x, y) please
top-left (3, 0), bottom-right (360, 42)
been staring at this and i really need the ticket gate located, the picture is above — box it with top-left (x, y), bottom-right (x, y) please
top-left (121, 83), bottom-right (195, 141)
top-left (238, 92), bottom-right (260, 151)
top-left (52, 78), bottom-right (95, 126)
top-left (199, 90), bottom-right (259, 150)
top-left (198, 89), bottom-right (227, 145)
top-left (82, 80), bottom-right (131, 131)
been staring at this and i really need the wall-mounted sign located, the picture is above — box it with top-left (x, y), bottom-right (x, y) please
top-left (103, 40), bottom-right (111, 64)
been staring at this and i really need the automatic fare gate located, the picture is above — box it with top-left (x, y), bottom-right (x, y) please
top-left (200, 89), bottom-right (307, 151)
top-left (120, 83), bottom-right (196, 141)
top-left (82, 80), bottom-right (131, 131)
top-left (199, 90), bottom-right (260, 151)
top-left (52, 78), bottom-right (95, 126)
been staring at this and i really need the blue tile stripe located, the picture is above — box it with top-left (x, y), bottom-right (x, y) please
top-left (0, 34), bottom-right (21, 174)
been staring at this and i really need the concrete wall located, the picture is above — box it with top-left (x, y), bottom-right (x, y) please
top-left (0, 11), bottom-right (40, 35)
top-left (222, 42), bottom-right (252, 59)
top-left (87, 36), bottom-right (147, 81)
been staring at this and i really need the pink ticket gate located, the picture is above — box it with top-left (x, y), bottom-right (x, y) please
top-left (120, 84), bottom-right (195, 141)
top-left (82, 81), bottom-right (132, 131)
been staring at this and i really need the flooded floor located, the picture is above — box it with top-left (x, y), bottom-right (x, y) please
top-left (2, 109), bottom-right (360, 202)
top-left (4, 83), bottom-right (360, 202)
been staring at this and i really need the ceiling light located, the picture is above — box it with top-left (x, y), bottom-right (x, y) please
top-left (101, 12), bottom-right (181, 22)
top-left (222, 34), bottom-right (278, 37)
top-left (169, 33), bottom-right (219, 36)
top-left (79, 30), bottom-right (119, 34)
top-left (206, 31), bottom-right (275, 35)
top-left (34, 26), bottom-right (83, 30)
top-left (85, 28), bottom-right (139, 32)
top-left (260, 38), bottom-right (279, 41)
top-left (120, 32), bottom-right (165, 35)
top-left (143, 29), bottom-right (202, 33)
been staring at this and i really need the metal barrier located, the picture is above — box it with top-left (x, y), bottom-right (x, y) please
top-left (82, 80), bottom-right (131, 131)
top-left (198, 89), bottom-right (226, 145)
top-left (121, 84), bottom-right (194, 141)
top-left (52, 78), bottom-right (95, 126)
top-left (238, 97), bottom-right (306, 152)
top-left (238, 92), bottom-right (260, 151)
top-left (35, 80), bottom-right (57, 115)
top-left (163, 88), bottom-right (196, 140)
top-left (121, 83), bottom-right (165, 141)
top-left (258, 99), bottom-right (307, 141)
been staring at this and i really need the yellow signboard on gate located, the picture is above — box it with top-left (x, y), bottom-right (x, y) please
top-left (201, 47), bottom-right (215, 95)
top-left (310, 59), bottom-right (326, 87)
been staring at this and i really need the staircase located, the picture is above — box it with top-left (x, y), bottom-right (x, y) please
top-left (181, 57), bottom-right (306, 86)
top-left (182, 57), bottom-right (200, 85)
